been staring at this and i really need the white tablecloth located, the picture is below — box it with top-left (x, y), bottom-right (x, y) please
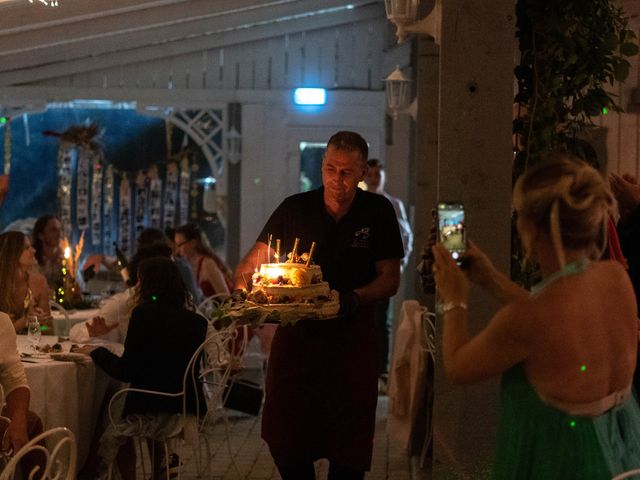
top-left (17, 335), bottom-right (123, 468)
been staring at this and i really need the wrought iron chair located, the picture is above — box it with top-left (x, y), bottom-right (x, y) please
top-left (106, 326), bottom-right (238, 479)
top-left (0, 427), bottom-right (76, 480)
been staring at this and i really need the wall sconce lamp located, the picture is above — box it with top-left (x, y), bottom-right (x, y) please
top-left (384, 66), bottom-right (417, 120)
top-left (384, 0), bottom-right (440, 44)
top-left (227, 126), bottom-right (242, 165)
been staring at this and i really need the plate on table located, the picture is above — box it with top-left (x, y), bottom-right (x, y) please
top-left (49, 352), bottom-right (91, 363)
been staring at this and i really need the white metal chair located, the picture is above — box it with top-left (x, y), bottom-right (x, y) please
top-left (106, 327), bottom-right (238, 479)
top-left (0, 427), bottom-right (76, 480)
top-left (194, 323), bottom-right (243, 477)
top-left (612, 469), bottom-right (640, 480)
top-left (196, 293), bottom-right (231, 319)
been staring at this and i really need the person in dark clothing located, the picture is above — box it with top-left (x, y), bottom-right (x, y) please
top-left (80, 257), bottom-right (208, 479)
top-left (234, 131), bottom-right (404, 480)
top-left (134, 227), bottom-right (202, 304)
top-left (610, 172), bottom-right (640, 393)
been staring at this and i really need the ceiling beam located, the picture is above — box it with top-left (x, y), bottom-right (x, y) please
top-left (0, 3), bottom-right (384, 86)
top-left (0, 1), bottom-right (379, 73)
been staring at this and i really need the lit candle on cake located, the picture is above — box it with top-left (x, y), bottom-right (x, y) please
top-left (275, 239), bottom-right (281, 262)
top-left (305, 241), bottom-right (316, 267)
top-left (290, 237), bottom-right (300, 263)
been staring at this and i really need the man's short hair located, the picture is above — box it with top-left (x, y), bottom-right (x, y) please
top-left (326, 131), bottom-right (368, 162)
top-left (367, 158), bottom-right (385, 169)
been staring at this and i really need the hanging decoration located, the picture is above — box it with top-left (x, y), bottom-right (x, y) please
top-left (103, 164), bottom-right (115, 255)
top-left (118, 174), bottom-right (132, 255)
top-left (76, 146), bottom-right (91, 231)
top-left (179, 156), bottom-right (191, 225)
top-left (44, 123), bottom-right (103, 242)
top-left (134, 172), bottom-right (148, 242)
top-left (56, 142), bottom-right (74, 240)
top-left (148, 166), bottom-right (163, 229)
top-left (3, 118), bottom-right (10, 175)
top-left (91, 157), bottom-right (103, 247)
top-left (163, 162), bottom-right (179, 228)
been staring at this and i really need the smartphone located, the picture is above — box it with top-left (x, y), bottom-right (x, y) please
top-left (437, 202), bottom-right (466, 265)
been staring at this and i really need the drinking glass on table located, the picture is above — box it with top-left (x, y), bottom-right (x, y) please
top-left (26, 315), bottom-right (41, 352)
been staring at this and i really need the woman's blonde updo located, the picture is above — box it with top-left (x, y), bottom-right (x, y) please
top-left (513, 153), bottom-right (616, 265)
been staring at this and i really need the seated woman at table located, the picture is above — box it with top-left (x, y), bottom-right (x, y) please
top-left (0, 310), bottom-right (45, 479)
top-left (79, 257), bottom-right (208, 479)
top-left (0, 231), bottom-right (52, 334)
top-left (69, 243), bottom-right (192, 344)
top-left (431, 155), bottom-right (640, 478)
top-left (174, 223), bottom-right (232, 299)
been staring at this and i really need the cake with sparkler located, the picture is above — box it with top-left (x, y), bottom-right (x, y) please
top-left (247, 238), bottom-right (340, 319)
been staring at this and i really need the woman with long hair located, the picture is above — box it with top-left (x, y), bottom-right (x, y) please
top-left (81, 257), bottom-right (208, 479)
top-left (174, 223), bottom-right (232, 298)
top-left (0, 231), bottom-right (52, 333)
top-left (432, 155), bottom-right (640, 477)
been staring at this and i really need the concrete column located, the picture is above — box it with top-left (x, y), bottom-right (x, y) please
top-left (413, 1), bottom-right (516, 477)
top-left (227, 102), bottom-right (242, 268)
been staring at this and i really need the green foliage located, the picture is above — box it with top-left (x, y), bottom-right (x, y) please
top-left (514, 0), bottom-right (638, 168)
top-left (511, 0), bottom-right (638, 286)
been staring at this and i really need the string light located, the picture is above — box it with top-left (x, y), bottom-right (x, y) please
top-left (29, 0), bottom-right (59, 6)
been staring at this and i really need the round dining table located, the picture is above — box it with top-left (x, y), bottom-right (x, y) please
top-left (17, 334), bottom-right (124, 469)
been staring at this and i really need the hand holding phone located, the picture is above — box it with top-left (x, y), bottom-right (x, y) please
top-left (437, 202), bottom-right (467, 266)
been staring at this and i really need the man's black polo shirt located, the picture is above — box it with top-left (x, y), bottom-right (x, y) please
top-left (257, 187), bottom-right (404, 294)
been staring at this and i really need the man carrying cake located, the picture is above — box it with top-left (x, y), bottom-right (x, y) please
top-left (234, 131), bottom-right (404, 480)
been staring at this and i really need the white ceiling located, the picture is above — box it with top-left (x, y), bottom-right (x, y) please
top-left (0, 0), bottom-right (384, 86)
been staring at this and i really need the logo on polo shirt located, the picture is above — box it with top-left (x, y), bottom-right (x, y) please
top-left (352, 227), bottom-right (370, 248)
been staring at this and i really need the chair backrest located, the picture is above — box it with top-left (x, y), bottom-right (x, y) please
top-left (0, 427), bottom-right (76, 480)
top-left (196, 294), bottom-right (231, 319)
top-left (612, 469), bottom-right (640, 480)
top-left (107, 325), bottom-right (238, 431)
top-left (189, 326), bottom-right (238, 428)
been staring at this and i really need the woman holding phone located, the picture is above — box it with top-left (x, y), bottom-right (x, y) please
top-left (432, 155), bottom-right (640, 478)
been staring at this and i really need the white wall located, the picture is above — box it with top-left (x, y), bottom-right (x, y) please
top-left (239, 90), bottom-right (386, 256)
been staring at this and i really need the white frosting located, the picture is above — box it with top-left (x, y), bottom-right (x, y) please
top-left (249, 262), bottom-right (339, 319)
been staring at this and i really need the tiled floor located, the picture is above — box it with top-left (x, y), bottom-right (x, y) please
top-left (139, 394), bottom-right (420, 479)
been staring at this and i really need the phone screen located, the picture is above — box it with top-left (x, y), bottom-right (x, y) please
top-left (437, 202), bottom-right (466, 263)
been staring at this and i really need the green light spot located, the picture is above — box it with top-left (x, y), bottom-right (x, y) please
top-left (151, 295), bottom-right (157, 301)
top-left (0, 117), bottom-right (6, 124)
top-left (41, 325), bottom-right (47, 332)
top-left (602, 107), bottom-right (609, 115)
top-left (570, 420), bottom-right (576, 428)
top-left (580, 365), bottom-right (587, 372)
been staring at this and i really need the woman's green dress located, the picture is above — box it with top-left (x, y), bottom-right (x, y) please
top-left (494, 364), bottom-right (640, 479)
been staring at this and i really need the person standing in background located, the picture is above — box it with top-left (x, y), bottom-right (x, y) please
top-left (32, 214), bottom-right (63, 291)
top-left (364, 158), bottom-right (413, 391)
top-left (174, 223), bottom-right (232, 298)
top-left (609, 172), bottom-right (640, 394)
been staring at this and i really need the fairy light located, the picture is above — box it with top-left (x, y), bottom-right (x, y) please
top-left (29, 0), bottom-right (60, 6)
